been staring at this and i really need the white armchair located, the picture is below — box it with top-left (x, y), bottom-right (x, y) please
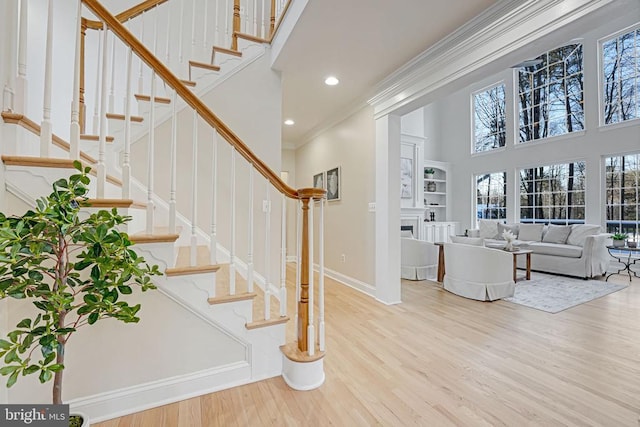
top-left (443, 242), bottom-right (515, 301)
top-left (401, 235), bottom-right (438, 280)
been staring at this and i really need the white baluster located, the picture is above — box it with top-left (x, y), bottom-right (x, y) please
top-left (247, 165), bottom-right (254, 293)
top-left (280, 193), bottom-right (287, 317)
top-left (214, 0), bottom-right (220, 46)
top-left (92, 29), bottom-right (102, 134)
top-left (178, 0), bottom-right (185, 64)
top-left (3, 0), bottom-right (17, 112)
top-left (122, 46), bottom-right (133, 199)
top-left (169, 90), bottom-right (177, 233)
top-left (40, 0), bottom-right (54, 157)
top-left (138, 15), bottom-right (145, 94)
top-left (191, 0), bottom-right (197, 58)
top-left (190, 111), bottom-right (198, 266)
top-left (307, 196), bottom-right (315, 356)
top-left (252, 0), bottom-right (258, 35)
top-left (165, 3), bottom-right (171, 65)
top-left (264, 186), bottom-right (271, 320)
top-left (145, 70), bottom-right (157, 232)
top-left (203, 0), bottom-right (209, 49)
top-left (224, 0), bottom-right (230, 48)
top-left (318, 198), bottom-right (325, 351)
top-left (261, 0), bottom-right (267, 39)
top-left (97, 27), bottom-right (108, 197)
top-left (229, 148), bottom-right (237, 295)
top-left (108, 33), bottom-right (115, 112)
top-left (70, 0), bottom-right (82, 160)
top-left (15, 0), bottom-right (28, 113)
top-left (209, 129), bottom-right (218, 264)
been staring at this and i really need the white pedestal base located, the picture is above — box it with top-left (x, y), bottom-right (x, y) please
top-left (281, 356), bottom-right (325, 391)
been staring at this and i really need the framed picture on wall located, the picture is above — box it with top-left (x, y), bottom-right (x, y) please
top-left (400, 157), bottom-right (413, 199)
top-left (326, 167), bottom-right (341, 201)
top-left (313, 172), bottom-right (325, 190)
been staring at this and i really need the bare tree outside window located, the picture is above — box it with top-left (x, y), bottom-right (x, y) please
top-left (476, 172), bottom-right (507, 219)
top-left (473, 84), bottom-right (506, 153)
top-left (602, 27), bottom-right (640, 125)
top-left (518, 44), bottom-right (584, 143)
top-left (605, 153), bottom-right (640, 241)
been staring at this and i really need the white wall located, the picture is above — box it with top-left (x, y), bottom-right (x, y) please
top-left (295, 107), bottom-right (376, 288)
top-left (435, 10), bottom-right (640, 233)
top-left (281, 148), bottom-right (297, 258)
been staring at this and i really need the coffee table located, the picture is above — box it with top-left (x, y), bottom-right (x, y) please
top-left (605, 246), bottom-right (640, 282)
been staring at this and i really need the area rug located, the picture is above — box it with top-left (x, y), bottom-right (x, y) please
top-left (503, 273), bottom-right (627, 313)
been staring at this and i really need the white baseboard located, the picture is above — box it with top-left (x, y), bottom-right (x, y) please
top-left (71, 361), bottom-right (251, 424)
top-left (317, 265), bottom-right (376, 298)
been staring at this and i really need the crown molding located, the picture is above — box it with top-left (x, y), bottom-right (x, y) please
top-left (368, 0), bottom-right (617, 118)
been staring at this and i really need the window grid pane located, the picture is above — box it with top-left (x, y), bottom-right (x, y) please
top-left (606, 153), bottom-right (640, 240)
top-left (476, 172), bottom-right (507, 220)
top-left (518, 162), bottom-right (586, 225)
top-left (602, 26), bottom-right (640, 125)
top-left (473, 84), bottom-right (506, 153)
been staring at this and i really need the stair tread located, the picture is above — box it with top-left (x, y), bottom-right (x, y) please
top-left (234, 32), bottom-right (269, 44)
top-left (180, 79), bottom-right (196, 87)
top-left (189, 60), bottom-right (221, 72)
top-left (207, 292), bottom-right (256, 305)
top-left (106, 113), bottom-right (144, 122)
top-left (212, 46), bottom-right (242, 57)
top-left (80, 134), bottom-right (115, 143)
top-left (166, 264), bottom-right (221, 276)
top-left (1, 155), bottom-right (122, 187)
top-left (134, 94), bottom-right (171, 104)
top-left (130, 233), bottom-right (180, 244)
top-left (84, 198), bottom-right (146, 209)
top-left (246, 316), bottom-right (289, 330)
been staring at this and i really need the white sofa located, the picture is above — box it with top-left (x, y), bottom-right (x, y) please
top-left (443, 242), bottom-right (515, 301)
top-left (401, 232), bottom-right (438, 280)
top-left (467, 221), bottom-right (610, 279)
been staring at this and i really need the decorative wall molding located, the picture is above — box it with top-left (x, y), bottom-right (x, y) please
top-left (368, 0), bottom-right (617, 118)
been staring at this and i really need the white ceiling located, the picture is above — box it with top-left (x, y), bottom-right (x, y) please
top-left (272, 0), bottom-right (499, 145)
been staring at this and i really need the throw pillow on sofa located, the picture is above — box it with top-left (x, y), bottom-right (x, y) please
top-left (518, 223), bottom-right (544, 241)
top-left (542, 224), bottom-right (572, 244)
top-left (497, 223), bottom-right (519, 240)
top-left (566, 224), bottom-right (602, 247)
top-left (450, 235), bottom-right (484, 246)
top-left (478, 219), bottom-right (499, 239)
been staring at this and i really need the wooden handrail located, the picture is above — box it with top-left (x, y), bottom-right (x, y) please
top-left (82, 0), bottom-right (322, 202)
top-left (84, 0), bottom-right (169, 30)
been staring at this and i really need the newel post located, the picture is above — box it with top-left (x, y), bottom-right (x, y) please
top-left (231, 0), bottom-right (241, 50)
top-left (297, 194), bottom-right (311, 352)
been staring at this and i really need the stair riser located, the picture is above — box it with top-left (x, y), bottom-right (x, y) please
top-left (79, 207), bottom-right (147, 236)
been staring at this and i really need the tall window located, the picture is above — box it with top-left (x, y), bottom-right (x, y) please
top-left (518, 44), bottom-right (584, 142)
top-left (473, 84), bottom-right (506, 153)
top-left (519, 162), bottom-right (586, 224)
top-left (476, 172), bottom-right (507, 220)
top-left (606, 154), bottom-right (639, 240)
top-left (602, 26), bottom-right (640, 125)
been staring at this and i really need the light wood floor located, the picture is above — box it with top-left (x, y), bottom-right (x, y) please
top-left (95, 268), bottom-right (640, 426)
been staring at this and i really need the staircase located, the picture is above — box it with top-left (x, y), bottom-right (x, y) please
top-left (0, 0), bottom-right (325, 422)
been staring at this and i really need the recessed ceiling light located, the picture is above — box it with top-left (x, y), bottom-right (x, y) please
top-left (324, 76), bottom-right (339, 86)
top-left (284, 119), bottom-right (295, 126)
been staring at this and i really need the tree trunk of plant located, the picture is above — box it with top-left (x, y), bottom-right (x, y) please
top-left (53, 311), bottom-right (66, 405)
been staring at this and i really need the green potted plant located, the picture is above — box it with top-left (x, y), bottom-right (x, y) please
top-left (0, 162), bottom-right (161, 425)
top-left (424, 168), bottom-right (435, 179)
top-left (611, 232), bottom-right (628, 247)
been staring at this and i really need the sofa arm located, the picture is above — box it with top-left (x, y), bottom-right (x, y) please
top-left (582, 233), bottom-right (612, 277)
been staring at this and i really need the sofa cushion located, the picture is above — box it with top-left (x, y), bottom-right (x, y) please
top-left (450, 235), bottom-right (484, 246)
top-left (566, 224), bottom-right (601, 247)
top-left (484, 239), bottom-right (531, 250)
top-left (528, 242), bottom-right (583, 258)
top-left (518, 224), bottom-right (544, 241)
top-left (542, 224), bottom-right (572, 244)
top-left (497, 223), bottom-right (519, 240)
top-left (478, 219), bottom-right (499, 239)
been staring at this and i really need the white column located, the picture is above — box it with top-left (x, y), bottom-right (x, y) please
top-left (190, 111), bottom-right (198, 266)
top-left (307, 196), bottom-right (315, 356)
top-left (279, 193), bottom-right (287, 317)
top-left (40, 0), bottom-right (54, 157)
top-left (97, 27), bottom-right (109, 197)
top-left (247, 165), bottom-right (254, 293)
top-left (318, 198), bottom-right (325, 350)
top-left (15, 0), bottom-right (28, 113)
top-left (69, 0), bottom-right (82, 160)
top-left (375, 114), bottom-right (402, 304)
top-left (209, 129), bottom-right (218, 263)
top-left (264, 186), bottom-right (271, 320)
top-left (122, 47), bottom-right (133, 199)
top-left (169, 90), bottom-right (178, 233)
